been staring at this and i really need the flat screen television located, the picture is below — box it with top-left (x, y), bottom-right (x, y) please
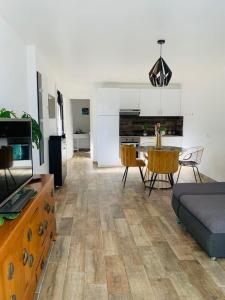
top-left (0, 119), bottom-right (33, 208)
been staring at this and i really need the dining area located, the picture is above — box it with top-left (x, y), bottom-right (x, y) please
top-left (120, 143), bottom-right (204, 195)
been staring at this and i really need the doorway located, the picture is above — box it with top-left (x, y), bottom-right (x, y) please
top-left (71, 99), bottom-right (90, 153)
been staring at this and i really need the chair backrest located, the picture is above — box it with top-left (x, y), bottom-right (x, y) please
top-left (147, 149), bottom-right (179, 174)
top-left (120, 144), bottom-right (137, 166)
top-left (0, 146), bottom-right (13, 169)
top-left (181, 146), bottom-right (204, 165)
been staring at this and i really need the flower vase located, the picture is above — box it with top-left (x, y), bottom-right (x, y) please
top-left (155, 132), bottom-right (161, 149)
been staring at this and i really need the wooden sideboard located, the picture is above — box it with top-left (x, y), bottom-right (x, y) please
top-left (0, 175), bottom-right (56, 300)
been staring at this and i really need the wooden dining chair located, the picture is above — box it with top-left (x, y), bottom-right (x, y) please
top-left (147, 149), bottom-right (179, 196)
top-left (121, 144), bottom-right (145, 187)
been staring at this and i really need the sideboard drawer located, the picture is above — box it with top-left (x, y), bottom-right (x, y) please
top-left (1, 238), bottom-right (26, 300)
top-left (0, 175), bottom-right (56, 300)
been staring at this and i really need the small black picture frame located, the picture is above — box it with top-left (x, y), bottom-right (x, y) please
top-left (81, 107), bottom-right (89, 115)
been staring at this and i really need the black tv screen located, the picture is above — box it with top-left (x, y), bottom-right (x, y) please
top-left (0, 119), bottom-right (33, 208)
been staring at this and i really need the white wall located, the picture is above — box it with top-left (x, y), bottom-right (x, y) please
top-left (28, 47), bottom-right (74, 171)
top-left (64, 99), bottom-right (74, 159)
top-left (27, 45), bottom-right (59, 174)
top-left (0, 17), bottom-right (73, 175)
top-left (0, 16), bottom-right (28, 113)
top-left (182, 68), bottom-right (225, 181)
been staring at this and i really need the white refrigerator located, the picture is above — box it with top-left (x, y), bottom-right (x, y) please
top-left (96, 115), bottom-right (120, 167)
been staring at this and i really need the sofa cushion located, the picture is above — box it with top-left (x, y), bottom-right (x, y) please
top-left (180, 194), bottom-right (225, 233)
top-left (173, 183), bottom-right (225, 200)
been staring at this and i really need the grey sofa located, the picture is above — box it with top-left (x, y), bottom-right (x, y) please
top-left (172, 183), bottom-right (225, 258)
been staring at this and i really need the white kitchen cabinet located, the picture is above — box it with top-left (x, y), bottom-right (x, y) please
top-left (139, 89), bottom-right (161, 116)
top-left (140, 136), bottom-right (155, 146)
top-left (161, 89), bottom-right (181, 116)
top-left (96, 115), bottom-right (120, 166)
top-left (96, 88), bottom-right (120, 116)
top-left (139, 88), bottom-right (181, 116)
top-left (120, 89), bottom-right (140, 109)
top-left (162, 136), bottom-right (183, 147)
top-left (140, 136), bottom-right (183, 147)
top-left (73, 134), bottom-right (90, 151)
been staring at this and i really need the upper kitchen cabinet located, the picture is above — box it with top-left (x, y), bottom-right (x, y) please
top-left (161, 89), bottom-right (181, 116)
top-left (96, 88), bottom-right (120, 116)
top-left (140, 88), bottom-right (181, 116)
top-left (139, 89), bottom-right (161, 116)
top-left (119, 89), bottom-right (140, 109)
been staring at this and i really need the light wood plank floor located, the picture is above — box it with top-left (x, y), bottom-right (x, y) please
top-left (36, 153), bottom-right (225, 300)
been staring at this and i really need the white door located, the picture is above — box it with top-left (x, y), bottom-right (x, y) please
top-left (161, 89), bottom-right (181, 116)
top-left (96, 116), bottom-right (120, 166)
top-left (96, 88), bottom-right (120, 116)
top-left (120, 89), bottom-right (140, 109)
top-left (139, 89), bottom-right (161, 116)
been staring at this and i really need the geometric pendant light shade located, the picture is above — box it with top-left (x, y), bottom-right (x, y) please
top-left (149, 40), bottom-right (172, 87)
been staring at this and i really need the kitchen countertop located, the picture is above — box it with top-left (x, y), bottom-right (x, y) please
top-left (120, 135), bottom-right (183, 137)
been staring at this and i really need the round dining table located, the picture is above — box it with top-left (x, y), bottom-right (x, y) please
top-left (136, 145), bottom-right (186, 190)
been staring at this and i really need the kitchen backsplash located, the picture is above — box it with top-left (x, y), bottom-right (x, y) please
top-left (120, 116), bottom-right (183, 136)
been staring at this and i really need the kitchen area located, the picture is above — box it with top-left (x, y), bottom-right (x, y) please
top-left (92, 85), bottom-right (183, 167)
top-left (120, 114), bottom-right (183, 156)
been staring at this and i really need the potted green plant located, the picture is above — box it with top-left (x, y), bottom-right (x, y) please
top-left (143, 123), bottom-right (149, 136)
top-left (0, 108), bottom-right (42, 149)
top-left (160, 127), bottom-right (167, 136)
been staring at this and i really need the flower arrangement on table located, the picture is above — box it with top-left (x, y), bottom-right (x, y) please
top-left (155, 123), bottom-right (162, 148)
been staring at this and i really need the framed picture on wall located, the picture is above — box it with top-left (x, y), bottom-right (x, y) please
top-left (37, 71), bottom-right (44, 165)
top-left (48, 94), bottom-right (56, 119)
top-left (81, 107), bottom-right (89, 115)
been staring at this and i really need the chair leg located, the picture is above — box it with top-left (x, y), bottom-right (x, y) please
top-left (195, 166), bottom-right (202, 183)
top-left (145, 172), bottom-right (154, 189)
top-left (122, 167), bottom-right (127, 181)
top-left (192, 166), bottom-right (197, 182)
top-left (4, 169), bottom-right (9, 189)
top-left (144, 167), bottom-right (148, 181)
top-left (168, 174), bottom-right (171, 186)
top-left (8, 168), bottom-right (16, 185)
top-left (149, 173), bottom-right (157, 196)
top-left (176, 165), bottom-right (182, 183)
top-left (168, 173), bottom-right (173, 187)
top-left (139, 167), bottom-right (144, 183)
top-left (123, 167), bottom-right (129, 188)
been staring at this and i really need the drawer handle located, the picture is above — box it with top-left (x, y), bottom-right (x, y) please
top-left (10, 295), bottom-right (16, 300)
top-left (23, 249), bottom-right (29, 266)
top-left (8, 263), bottom-right (14, 280)
top-left (44, 203), bottom-right (51, 214)
top-left (51, 205), bottom-right (55, 213)
top-left (28, 254), bottom-right (34, 268)
top-left (43, 220), bottom-right (48, 230)
top-left (27, 228), bottom-right (32, 242)
top-left (38, 223), bottom-right (44, 236)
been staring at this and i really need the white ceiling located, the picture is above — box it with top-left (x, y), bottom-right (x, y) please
top-left (0, 0), bottom-right (225, 90)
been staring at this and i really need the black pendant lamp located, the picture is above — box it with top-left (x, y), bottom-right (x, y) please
top-left (149, 39), bottom-right (172, 87)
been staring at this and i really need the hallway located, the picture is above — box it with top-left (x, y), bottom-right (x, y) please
top-left (36, 154), bottom-right (225, 300)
